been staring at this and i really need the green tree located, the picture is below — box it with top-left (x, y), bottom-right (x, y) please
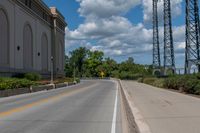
top-left (97, 58), bottom-right (117, 77)
top-left (65, 47), bottom-right (153, 79)
top-left (65, 55), bottom-right (73, 77)
top-left (83, 51), bottom-right (104, 77)
top-left (66, 47), bottom-right (89, 77)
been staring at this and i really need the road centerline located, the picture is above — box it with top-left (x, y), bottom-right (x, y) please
top-left (0, 83), bottom-right (99, 118)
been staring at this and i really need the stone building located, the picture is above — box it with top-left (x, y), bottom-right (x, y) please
top-left (0, 0), bottom-right (67, 77)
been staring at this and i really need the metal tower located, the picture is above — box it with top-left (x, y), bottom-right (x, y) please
top-left (163, 0), bottom-right (175, 74)
top-left (185, 0), bottom-right (200, 74)
top-left (152, 0), bottom-right (161, 71)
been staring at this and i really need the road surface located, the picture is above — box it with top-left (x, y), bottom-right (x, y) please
top-left (122, 80), bottom-right (200, 133)
top-left (0, 80), bottom-right (122, 133)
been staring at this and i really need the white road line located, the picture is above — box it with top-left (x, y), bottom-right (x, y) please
top-left (111, 82), bottom-right (118, 133)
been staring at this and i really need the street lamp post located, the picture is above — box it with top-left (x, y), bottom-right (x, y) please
top-left (51, 56), bottom-right (54, 84)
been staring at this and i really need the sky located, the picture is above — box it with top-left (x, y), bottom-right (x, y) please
top-left (43, 0), bottom-right (193, 68)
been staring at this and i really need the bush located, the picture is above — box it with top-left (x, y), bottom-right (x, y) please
top-left (141, 74), bottom-right (200, 95)
top-left (0, 78), bottom-right (36, 90)
top-left (76, 78), bottom-right (80, 83)
top-left (143, 78), bottom-right (157, 85)
top-left (183, 79), bottom-right (199, 93)
top-left (137, 77), bottom-right (143, 83)
top-left (118, 72), bottom-right (143, 80)
top-left (194, 83), bottom-right (200, 95)
top-left (164, 77), bottom-right (179, 90)
top-left (24, 73), bottom-right (41, 81)
top-left (152, 78), bottom-right (165, 88)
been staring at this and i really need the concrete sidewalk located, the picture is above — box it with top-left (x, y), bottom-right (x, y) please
top-left (121, 80), bottom-right (200, 133)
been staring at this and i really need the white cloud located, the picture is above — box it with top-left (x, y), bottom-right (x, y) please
top-left (77, 0), bottom-right (140, 18)
top-left (67, 16), bottom-right (132, 40)
top-left (66, 0), bottom-right (185, 65)
top-left (143, 0), bottom-right (183, 22)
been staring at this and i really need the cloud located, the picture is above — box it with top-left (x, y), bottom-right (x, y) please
top-left (67, 16), bottom-right (132, 40)
top-left (143, 0), bottom-right (183, 22)
top-left (77, 0), bottom-right (140, 18)
top-left (66, 0), bottom-right (185, 65)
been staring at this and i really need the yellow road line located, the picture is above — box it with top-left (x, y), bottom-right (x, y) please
top-left (0, 83), bottom-right (98, 118)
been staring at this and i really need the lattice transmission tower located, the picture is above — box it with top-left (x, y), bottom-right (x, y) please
top-left (163, 0), bottom-right (175, 74)
top-left (185, 0), bottom-right (200, 74)
top-left (152, 0), bottom-right (161, 71)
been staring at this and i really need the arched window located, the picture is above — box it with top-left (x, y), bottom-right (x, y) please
top-left (41, 33), bottom-right (48, 71)
top-left (23, 24), bottom-right (33, 70)
top-left (0, 9), bottom-right (9, 66)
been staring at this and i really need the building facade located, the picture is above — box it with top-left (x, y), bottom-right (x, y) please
top-left (0, 0), bottom-right (67, 77)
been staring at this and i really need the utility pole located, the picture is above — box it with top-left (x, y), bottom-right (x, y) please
top-left (163, 0), bottom-right (175, 74)
top-left (185, 0), bottom-right (200, 74)
top-left (152, 0), bottom-right (161, 74)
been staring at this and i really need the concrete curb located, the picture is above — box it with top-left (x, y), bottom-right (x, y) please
top-left (119, 80), bottom-right (152, 133)
top-left (0, 88), bottom-right (31, 98)
top-left (0, 82), bottom-right (78, 98)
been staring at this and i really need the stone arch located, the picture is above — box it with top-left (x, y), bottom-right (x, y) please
top-left (164, 68), bottom-right (176, 75)
top-left (41, 33), bottom-right (48, 71)
top-left (0, 8), bottom-right (9, 67)
top-left (153, 69), bottom-right (161, 76)
top-left (23, 23), bottom-right (33, 70)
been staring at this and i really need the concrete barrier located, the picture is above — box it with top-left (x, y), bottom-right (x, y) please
top-left (118, 80), bottom-right (140, 133)
top-left (68, 82), bottom-right (75, 86)
top-left (31, 84), bottom-right (54, 92)
top-left (0, 88), bottom-right (30, 98)
top-left (55, 83), bottom-right (67, 88)
top-left (0, 82), bottom-right (78, 98)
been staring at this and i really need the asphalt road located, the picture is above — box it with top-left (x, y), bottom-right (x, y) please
top-left (122, 80), bottom-right (200, 133)
top-left (0, 80), bottom-right (122, 133)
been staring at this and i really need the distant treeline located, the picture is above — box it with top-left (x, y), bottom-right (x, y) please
top-left (65, 47), bottom-right (153, 79)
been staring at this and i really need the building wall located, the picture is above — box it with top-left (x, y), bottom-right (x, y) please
top-left (55, 29), bottom-right (65, 75)
top-left (0, 0), bottom-right (55, 76)
top-left (0, 0), bottom-right (15, 71)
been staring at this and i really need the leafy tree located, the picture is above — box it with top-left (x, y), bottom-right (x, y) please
top-left (83, 51), bottom-right (104, 77)
top-left (65, 47), bottom-right (153, 79)
top-left (97, 58), bottom-right (117, 77)
top-left (65, 55), bottom-right (73, 77)
top-left (68, 47), bottom-right (89, 77)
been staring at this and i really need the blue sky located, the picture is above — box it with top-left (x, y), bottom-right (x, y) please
top-left (44, 0), bottom-right (192, 68)
top-left (44, 0), bottom-right (83, 30)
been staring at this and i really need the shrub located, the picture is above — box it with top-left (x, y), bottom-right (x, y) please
top-left (76, 78), bottom-right (80, 83)
top-left (143, 78), bottom-right (157, 85)
top-left (141, 74), bottom-right (200, 95)
top-left (152, 78), bottom-right (165, 88)
top-left (183, 79), bottom-right (199, 93)
top-left (24, 73), bottom-right (41, 81)
top-left (194, 83), bottom-right (200, 95)
top-left (196, 73), bottom-right (200, 80)
top-left (118, 72), bottom-right (143, 80)
top-left (0, 78), bottom-right (36, 90)
top-left (163, 75), bottom-right (191, 90)
top-left (137, 77), bottom-right (143, 83)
